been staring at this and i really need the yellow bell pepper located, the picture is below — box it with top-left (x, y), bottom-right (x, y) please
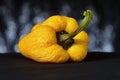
top-left (18, 10), bottom-right (93, 63)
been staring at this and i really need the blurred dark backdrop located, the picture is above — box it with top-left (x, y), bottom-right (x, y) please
top-left (0, 0), bottom-right (120, 53)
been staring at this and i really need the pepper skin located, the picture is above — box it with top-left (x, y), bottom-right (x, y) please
top-left (18, 10), bottom-right (93, 63)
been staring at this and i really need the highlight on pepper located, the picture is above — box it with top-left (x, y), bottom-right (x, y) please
top-left (18, 10), bottom-right (93, 63)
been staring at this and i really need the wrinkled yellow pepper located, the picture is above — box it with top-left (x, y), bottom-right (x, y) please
top-left (18, 10), bottom-right (93, 63)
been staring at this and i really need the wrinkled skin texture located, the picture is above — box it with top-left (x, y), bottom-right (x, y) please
top-left (18, 15), bottom-right (89, 63)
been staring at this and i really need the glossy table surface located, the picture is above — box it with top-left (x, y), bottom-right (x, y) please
top-left (0, 52), bottom-right (120, 80)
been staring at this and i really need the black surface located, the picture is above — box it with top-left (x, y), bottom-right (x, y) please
top-left (0, 52), bottom-right (120, 80)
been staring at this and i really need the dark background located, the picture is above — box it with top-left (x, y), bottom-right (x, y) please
top-left (0, 0), bottom-right (120, 53)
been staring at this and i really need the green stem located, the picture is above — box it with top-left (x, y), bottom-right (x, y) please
top-left (67, 10), bottom-right (93, 39)
top-left (58, 10), bottom-right (93, 49)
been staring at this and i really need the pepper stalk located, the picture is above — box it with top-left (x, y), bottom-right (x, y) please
top-left (57, 10), bottom-right (93, 49)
